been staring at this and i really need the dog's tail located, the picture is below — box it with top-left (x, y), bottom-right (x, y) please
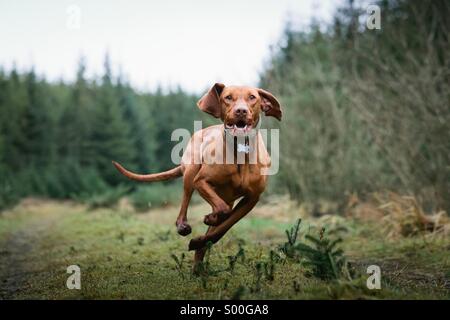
top-left (112, 161), bottom-right (183, 182)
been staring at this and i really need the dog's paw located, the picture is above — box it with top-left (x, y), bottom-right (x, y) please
top-left (203, 212), bottom-right (228, 226)
top-left (203, 213), bottom-right (219, 226)
top-left (176, 222), bottom-right (192, 236)
top-left (188, 236), bottom-right (206, 251)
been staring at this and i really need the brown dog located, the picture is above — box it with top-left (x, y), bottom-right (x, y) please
top-left (112, 83), bottom-right (282, 271)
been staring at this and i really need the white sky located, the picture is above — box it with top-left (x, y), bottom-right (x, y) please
top-left (0, 0), bottom-right (341, 93)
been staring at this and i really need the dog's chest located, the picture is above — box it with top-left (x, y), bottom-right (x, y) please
top-left (230, 164), bottom-right (265, 194)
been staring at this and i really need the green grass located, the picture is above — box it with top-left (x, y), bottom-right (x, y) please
top-left (0, 199), bottom-right (448, 300)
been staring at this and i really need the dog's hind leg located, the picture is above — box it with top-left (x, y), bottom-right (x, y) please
top-left (189, 195), bottom-right (260, 250)
top-left (203, 200), bottom-right (235, 226)
top-left (192, 226), bottom-right (216, 275)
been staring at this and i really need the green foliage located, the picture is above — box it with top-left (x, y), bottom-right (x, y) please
top-left (278, 220), bottom-right (350, 281)
top-left (226, 244), bottom-right (246, 274)
top-left (151, 88), bottom-right (204, 172)
top-left (170, 252), bottom-right (186, 279)
top-left (0, 55), bottom-right (199, 210)
top-left (77, 184), bottom-right (131, 209)
top-left (230, 286), bottom-right (246, 300)
top-left (129, 184), bottom-right (182, 211)
top-left (261, 0), bottom-right (450, 212)
top-left (262, 251), bottom-right (277, 281)
top-left (280, 218), bottom-right (302, 258)
top-left (296, 230), bottom-right (350, 281)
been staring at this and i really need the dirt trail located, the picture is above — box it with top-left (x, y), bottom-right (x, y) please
top-left (0, 210), bottom-right (57, 299)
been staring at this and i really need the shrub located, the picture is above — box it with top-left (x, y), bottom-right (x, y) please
top-left (296, 229), bottom-right (350, 281)
top-left (129, 183), bottom-right (182, 211)
top-left (76, 184), bottom-right (130, 209)
top-left (279, 219), bottom-right (351, 281)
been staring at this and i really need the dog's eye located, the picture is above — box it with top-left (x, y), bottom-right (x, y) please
top-left (225, 95), bottom-right (233, 101)
top-left (249, 94), bottom-right (256, 100)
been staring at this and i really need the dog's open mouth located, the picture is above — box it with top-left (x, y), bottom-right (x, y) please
top-left (225, 119), bottom-right (252, 134)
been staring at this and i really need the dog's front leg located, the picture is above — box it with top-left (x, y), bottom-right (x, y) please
top-left (175, 166), bottom-right (199, 236)
top-left (188, 195), bottom-right (260, 251)
top-left (194, 178), bottom-right (231, 216)
top-left (175, 184), bottom-right (194, 236)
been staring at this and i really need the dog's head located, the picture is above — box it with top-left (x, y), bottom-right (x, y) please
top-left (197, 83), bottom-right (282, 134)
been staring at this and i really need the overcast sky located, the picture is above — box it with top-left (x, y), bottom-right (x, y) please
top-left (0, 0), bottom-right (341, 93)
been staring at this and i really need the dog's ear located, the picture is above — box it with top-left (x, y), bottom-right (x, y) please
top-left (258, 88), bottom-right (282, 121)
top-left (197, 83), bottom-right (225, 118)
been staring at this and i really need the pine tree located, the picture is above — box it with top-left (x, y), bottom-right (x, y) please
top-left (59, 57), bottom-right (93, 165)
top-left (152, 87), bottom-right (199, 171)
top-left (0, 67), bottom-right (28, 170)
top-left (90, 54), bottom-right (137, 185)
top-left (22, 69), bottom-right (54, 168)
top-left (117, 77), bottom-right (156, 173)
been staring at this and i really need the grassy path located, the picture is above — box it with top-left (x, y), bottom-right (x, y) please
top-left (0, 224), bottom-right (36, 298)
top-left (0, 201), bottom-right (61, 298)
top-left (0, 198), bottom-right (449, 299)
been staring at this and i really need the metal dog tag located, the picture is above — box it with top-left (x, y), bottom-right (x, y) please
top-left (237, 143), bottom-right (250, 153)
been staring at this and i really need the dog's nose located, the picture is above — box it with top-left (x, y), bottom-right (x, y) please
top-left (234, 106), bottom-right (248, 117)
